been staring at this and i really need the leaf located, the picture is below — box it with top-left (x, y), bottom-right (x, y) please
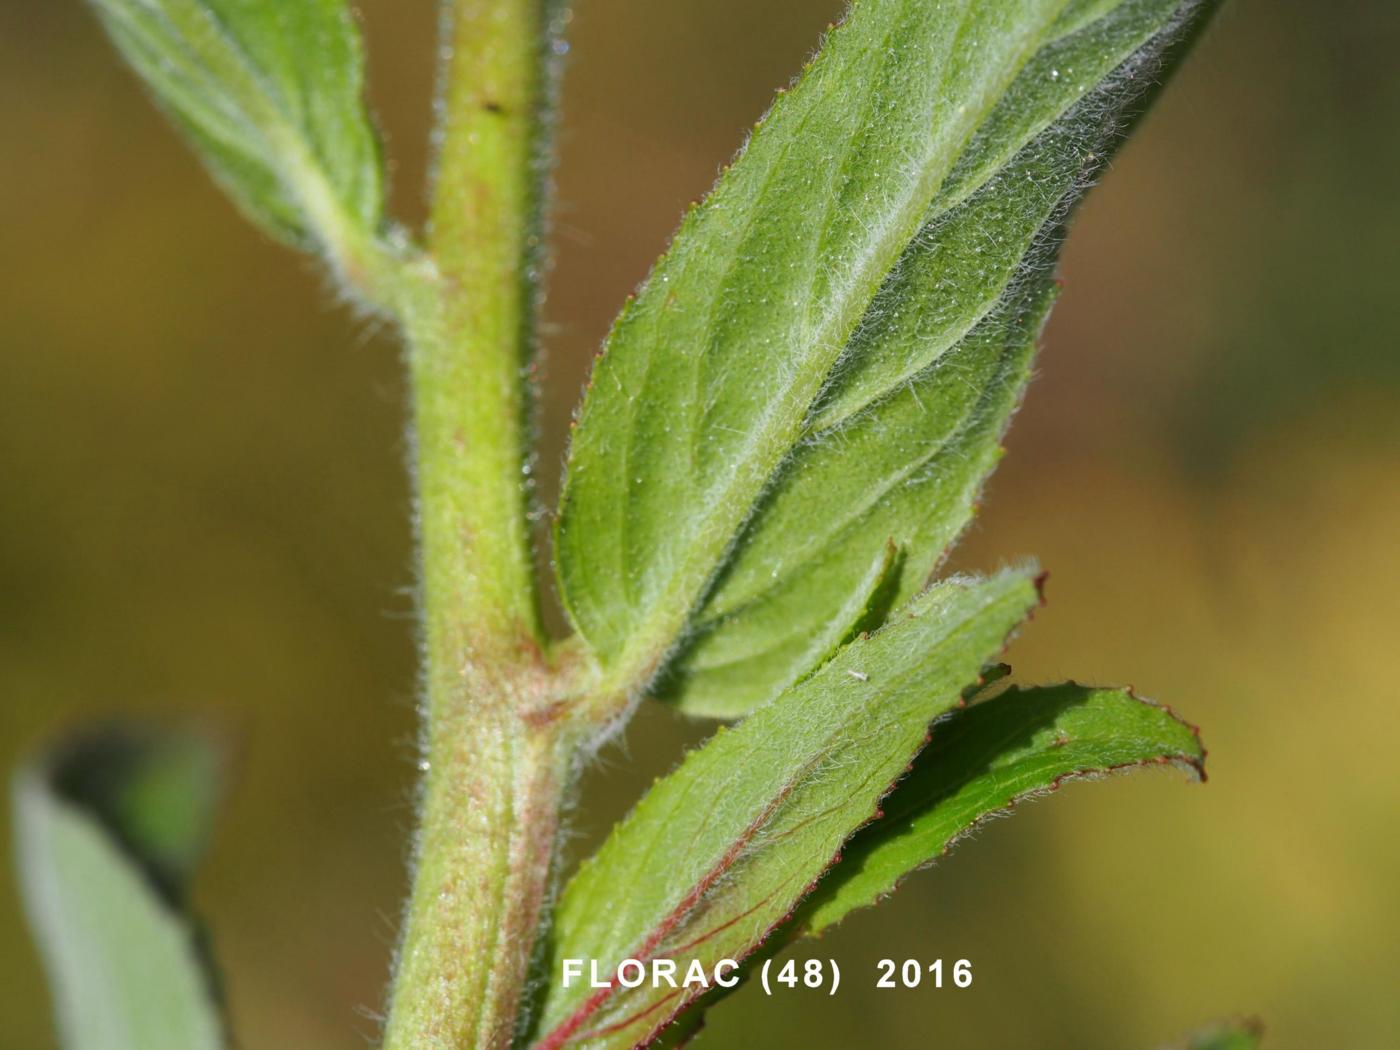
top-left (658, 0), bottom-right (1218, 717)
top-left (13, 728), bottom-right (226, 1050)
top-left (810, 0), bottom-right (1190, 429)
top-left (88, 0), bottom-right (383, 252)
top-left (653, 538), bottom-right (903, 717)
top-left (653, 683), bottom-right (1206, 1043)
top-left (555, 0), bottom-right (1076, 674)
top-left (1180, 1020), bottom-right (1266, 1050)
top-left (793, 682), bottom-right (1206, 936)
top-left (530, 569), bottom-right (1041, 1049)
top-left (556, 0), bottom-right (1218, 699)
top-left (661, 283), bottom-right (1053, 717)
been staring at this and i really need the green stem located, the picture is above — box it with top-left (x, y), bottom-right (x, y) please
top-left (383, 2), bottom-right (570, 1047)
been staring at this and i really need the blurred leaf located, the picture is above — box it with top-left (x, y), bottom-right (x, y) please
top-left (88, 0), bottom-right (383, 252)
top-left (1180, 1019), bottom-right (1266, 1050)
top-left (556, 0), bottom-right (1218, 705)
top-left (794, 682), bottom-right (1207, 936)
top-left (532, 569), bottom-right (1040, 1049)
top-left (13, 728), bottom-right (226, 1050)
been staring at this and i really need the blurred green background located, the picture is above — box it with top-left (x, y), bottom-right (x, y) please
top-left (2, 1), bottom-right (1397, 1047)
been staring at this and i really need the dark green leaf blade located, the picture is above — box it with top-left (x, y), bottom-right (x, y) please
top-left (88, 0), bottom-right (383, 253)
top-left (531, 569), bottom-right (1041, 1049)
top-left (653, 683), bottom-right (1205, 1043)
top-left (14, 728), bottom-right (226, 1050)
top-left (794, 682), bottom-right (1206, 936)
top-left (556, 0), bottom-right (1083, 683)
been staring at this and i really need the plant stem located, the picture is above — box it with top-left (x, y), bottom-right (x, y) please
top-left (383, 2), bottom-right (567, 1047)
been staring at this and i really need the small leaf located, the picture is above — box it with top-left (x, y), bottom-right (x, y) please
top-left (794, 682), bottom-right (1206, 936)
top-left (556, 0), bottom-right (1219, 698)
top-left (88, 0), bottom-right (383, 253)
top-left (14, 727), bottom-right (226, 1050)
top-left (656, 683), bottom-right (1206, 1042)
top-left (530, 569), bottom-right (1040, 1049)
top-left (1180, 1020), bottom-right (1266, 1050)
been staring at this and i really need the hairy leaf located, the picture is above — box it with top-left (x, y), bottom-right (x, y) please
top-left (659, 0), bottom-right (1217, 716)
top-left (531, 569), bottom-right (1040, 1049)
top-left (14, 728), bottom-right (226, 1050)
top-left (556, 0), bottom-right (1217, 703)
top-left (654, 683), bottom-right (1206, 1043)
top-left (557, 0), bottom-right (1076, 676)
top-left (812, 0), bottom-right (1189, 428)
top-left (662, 284), bottom-right (1053, 717)
top-left (654, 536), bottom-right (904, 717)
top-left (88, 0), bottom-right (383, 251)
top-left (795, 682), bottom-right (1206, 935)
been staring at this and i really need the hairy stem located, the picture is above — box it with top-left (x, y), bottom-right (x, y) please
top-left (383, 1), bottom-right (566, 1046)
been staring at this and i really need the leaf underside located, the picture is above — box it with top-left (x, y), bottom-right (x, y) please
top-left (556, 0), bottom-right (1217, 716)
top-left (14, 728), bottom-right (226, 1050)
top-left (531, 569), bottom-right (1041, 1049)
top-left (88, 0), bottom-right (383, 248)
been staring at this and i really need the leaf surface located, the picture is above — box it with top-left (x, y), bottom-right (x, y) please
top-left (14, 729), bottom-right (226, 1050)
top-left (659, 0), bottom-right (1216, 716)
top-left (531, 569), bottom-right (1041, 1049)
top-left (556, 0), bottom-right (1216, 705)
top-left (794, 682), bottom-right (1206, 935)
top-left (88, 0), bottom-right (382, 250)
top-left (656, 683), bottom-right (1206, 1043)
top-left (663, 284), bottom-right (1052, 717)
top-left (556, 0), bottom-right (1079, 680)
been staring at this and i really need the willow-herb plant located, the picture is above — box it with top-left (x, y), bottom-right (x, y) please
top-left (13, 2), bottom-right (1233, 1049)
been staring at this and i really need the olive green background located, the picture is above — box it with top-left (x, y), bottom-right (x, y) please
top-left (2, 2), bottom-right (1397, 1047)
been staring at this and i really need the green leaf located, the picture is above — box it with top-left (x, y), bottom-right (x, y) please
top-left (810, 0), bottom-right (1188, 429)
top-left (88, 0), bottom-right (383, 254)
top-left (556, 0), bottom-right (1218, 700)
top-left (1180, 1020), bottom-right (1266, 1050)
top-left (653, 683), bottom-right (1206, 1042)
top-left (13, 728), bottom-right (226, 1050)
top-left (794, 682), bottom-right (1206, 936)
top-left (653, 538), bottom-right (902, 717)
top-left (661, 283), bottom-right (1053, 717)
top-left (531, 569), bottom-right (1040, 1049)
top-left (658, 0), bottom-right (1218, 717)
